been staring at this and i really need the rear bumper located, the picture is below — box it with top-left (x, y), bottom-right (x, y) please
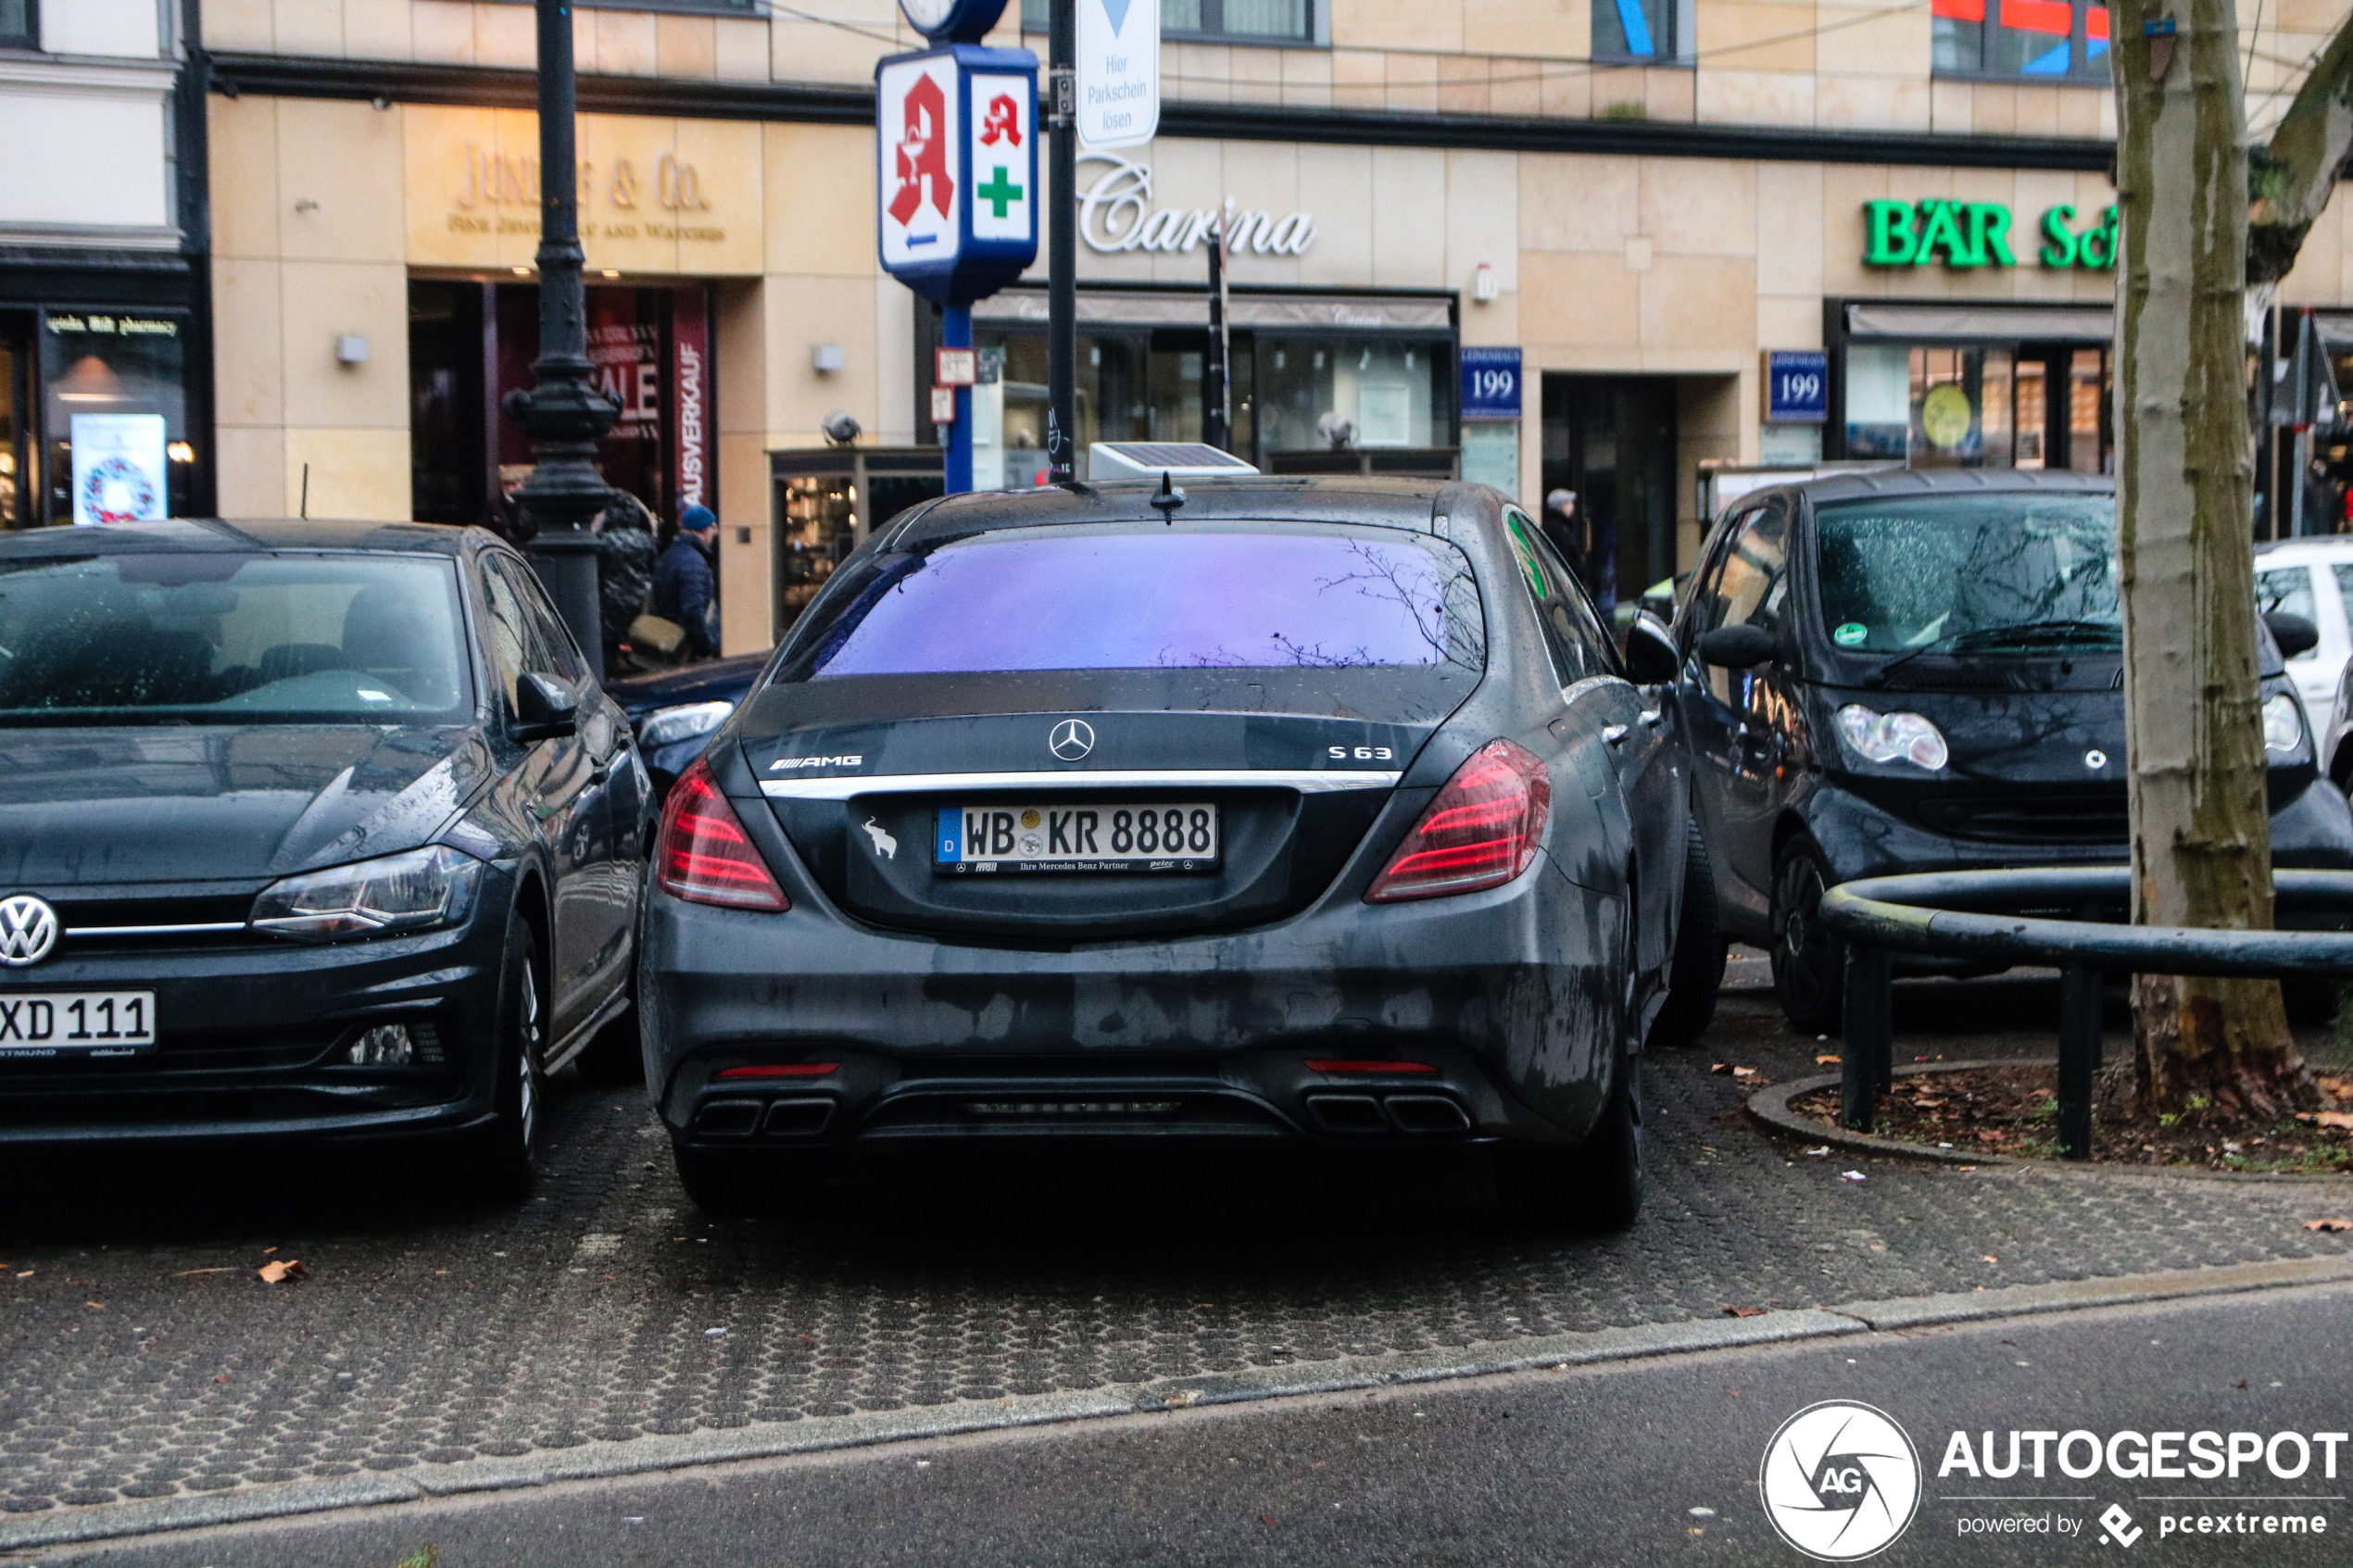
top-left (0, 909), bottom-right (508, 1147)
top-left (640, 858), bottom-right (1627, 1155)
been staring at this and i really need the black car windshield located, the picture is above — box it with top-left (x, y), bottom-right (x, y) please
top-left (1814, 494), bottom-right (2120, 656)
top-left (0, 551), bottom-right (472, 723)
top-left (789, 522), bottom-right (1485, 678)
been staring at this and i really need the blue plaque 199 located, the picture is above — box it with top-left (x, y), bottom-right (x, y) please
top-left (1765, 349), bottom-right (1831, 423)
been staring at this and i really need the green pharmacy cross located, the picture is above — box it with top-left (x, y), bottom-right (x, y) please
top-left (978, 165), bottom-right (1024, 219)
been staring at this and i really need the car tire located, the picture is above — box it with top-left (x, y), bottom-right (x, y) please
top-left (1499, 909), bottom-right (1644, 1234)
top-left (465, 918), bottom-right (548, 1204)
top-left (673, 1148), bottom-right (836, 1216)
top-left (1771, 835), bottom-right (1845, 1035)
top-left (1648, 816), bottom-right (1725, 1048)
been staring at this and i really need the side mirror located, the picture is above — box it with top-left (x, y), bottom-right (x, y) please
top-left (2266, 610), bottom-right (2321, 660)
top-left (1625, 609), bottom-right (1680, 685)
top-left (1696, 623), bottom-right (1778, 670)
top-left (510, 671), bottom-right (580, 742)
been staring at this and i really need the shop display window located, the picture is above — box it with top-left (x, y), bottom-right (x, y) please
top-left (1933, 0), bottom-right (2111, 81)
top-left (1594, 0), bottom-right (1690, 61)
top-left (1257, 337), bottom-right (1447, 453)
top-left (42, 309), bottom-right (190, 527)
top-left (1843, 342), bottom-right (2109, 471)
top-left (776, 476), bottom-right (856, 622)
top-left (0, 0), bottom-right (31, 47)
top-left (0, 326), bottom-right (26, 531)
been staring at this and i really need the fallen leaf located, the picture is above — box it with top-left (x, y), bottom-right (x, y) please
top-left (257, 1259), bottom-right (308, 1284)
top-left (216, 1374), bottom-right (231, 1385)
top-left (2303, 1218), bottom-right (2353, 1232)
top-left (1722, 1306), bottom-right (1768, 1318)
top-left (2318, 1111), bottom-right (2353, 1131)
top-left (13, 1270), bottom-right (30, 1278)
top-left (1710, 1062), bottom-right (1733, 1075)
top-left (1815, 1054), bottom-right (1841, 1066)
top-left (1982, 1255), bottom-right (1999, 1263)
top-left (1163, 1389), bottom-right (1202, 1408)
top-left (1259, 1515), bottom-right (1278, 1525)
top-left (261, 1246), bottom-right (278, 1255)
top-left (84, 1301), bottom-right (104, 1311)
top-left (1731, 1067), bottom-right (1765, 1084)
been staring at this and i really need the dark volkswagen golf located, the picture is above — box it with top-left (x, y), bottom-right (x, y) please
top-left (642, 478), bottom-right (1712, 1226)
top-left (1666, 469), bottom-right (2353, 1031)
top-left (0, 520), bottom-right (648, 1194)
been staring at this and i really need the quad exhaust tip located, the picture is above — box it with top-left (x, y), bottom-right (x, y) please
top-left (1303, 1092), bottom-right (1471, 1136)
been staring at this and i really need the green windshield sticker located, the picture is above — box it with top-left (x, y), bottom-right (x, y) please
top-left (1833, 621), bottom-right (1869, 646)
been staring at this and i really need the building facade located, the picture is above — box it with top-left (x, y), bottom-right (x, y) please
top-left (0, 0), bottom-right (208, 529)
top-left (193, 0), bottom-right (2353, 651)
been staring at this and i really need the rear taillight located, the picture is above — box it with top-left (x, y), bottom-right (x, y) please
top-left (1364, 739), bottom-right (1550, 903)
top-left (656, 759), bottom-right (788, 910)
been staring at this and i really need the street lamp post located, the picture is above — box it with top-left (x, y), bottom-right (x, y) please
top-left (503, 0), bottom-right (619, 669)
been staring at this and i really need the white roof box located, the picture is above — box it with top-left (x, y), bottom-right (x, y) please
top-left (1088, 442), bottom-right (1259, 481)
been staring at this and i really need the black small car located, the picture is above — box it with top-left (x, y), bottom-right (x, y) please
top-left (607, 650), bottom-right (767, 802)
top-left (641, 478), bottom-right (1711, 1226)
top-left (0, 520), bottom-right (649, 1194)
top-left (1656, 469), bottom-right (2353, 1031)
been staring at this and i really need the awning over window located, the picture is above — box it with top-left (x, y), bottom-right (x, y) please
top-left (975, 289), bottom-right (1454, 332)
top-left (1844, 302), bottom-right (2114, 342)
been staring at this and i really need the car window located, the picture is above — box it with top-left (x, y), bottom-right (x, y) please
top-left (1504, 507), bottom-right (1616, 685)
top-left (0, 551), bottom-right (470, 722)
top-left (477, 556), bottom-right (550, 715)
top-left (1816, 494), bottom-right (2118, 656)
top-left (2260, 564), bottom-right (2321, 661)
top-left (489, 554), bottom-right (590, 683)
top-left (784, 522), bottom-right (1486, 679)
top-left (1695, 503), bottom-right (1790, 639)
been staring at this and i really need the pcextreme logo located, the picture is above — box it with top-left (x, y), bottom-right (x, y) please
top-left (1759, 1400), bottom-right (1923, 1561)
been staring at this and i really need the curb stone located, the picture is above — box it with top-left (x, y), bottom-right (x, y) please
top-left (6, 1257), bottom-right (2352, 1554)
top-left (1746, 1062), bottom-right (2353, 1183)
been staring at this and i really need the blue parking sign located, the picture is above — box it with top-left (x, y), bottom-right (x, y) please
top-left (1461, 347), bottom-right (1521, 421)
top-left (1765, 349), bottom-right (1830, 423)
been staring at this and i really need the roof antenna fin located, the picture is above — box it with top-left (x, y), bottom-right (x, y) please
top-left (1149, 470), bottom-right (1187, 521)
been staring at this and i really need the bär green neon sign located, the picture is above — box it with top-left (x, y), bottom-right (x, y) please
top-left (1863, 200), bottom-right (2118, 270)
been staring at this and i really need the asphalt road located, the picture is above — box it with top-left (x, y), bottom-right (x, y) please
top-left (28, 1279), bottom-right (2353, 1568)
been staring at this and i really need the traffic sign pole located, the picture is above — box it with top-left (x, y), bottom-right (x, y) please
top-left (944, 304), bottom-right (974, 494)
top-left (1047, 0), bottom-right (1076, 483)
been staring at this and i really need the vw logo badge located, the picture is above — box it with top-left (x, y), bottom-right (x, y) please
top-left (0, 894), bottom-right (59, 968)
top-left (2084, 748), bottom-right (2108, 770)
top-left (1049, 719), bottom-right (1096, 761)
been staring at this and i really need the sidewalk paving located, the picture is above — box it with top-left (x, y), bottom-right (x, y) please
top-left (2, 955), bottom-right (2347, 1545)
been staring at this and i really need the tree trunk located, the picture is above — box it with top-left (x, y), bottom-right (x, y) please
top-left (2113, 0), bottom-right (2309, 1116)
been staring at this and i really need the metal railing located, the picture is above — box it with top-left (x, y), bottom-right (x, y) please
top-left (1816, 868), bottom-right (2353, 1159)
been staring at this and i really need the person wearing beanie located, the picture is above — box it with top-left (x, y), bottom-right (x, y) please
top-left (651, 502), bottom-right (721, 659)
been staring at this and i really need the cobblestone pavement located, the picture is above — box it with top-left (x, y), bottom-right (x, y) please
top-left (3, 956), bottom-right (2348, 1527)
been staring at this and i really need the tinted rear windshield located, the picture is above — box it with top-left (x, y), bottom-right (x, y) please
top-left (1815, 494), bottom-right (2120, 656)
top-left (781, 522), bottom-right (1486, 680)
top-left (0, 552), bottom-right (473, 723)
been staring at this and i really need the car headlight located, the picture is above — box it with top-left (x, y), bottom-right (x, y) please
top-left (1835, 704), bottom-right (1950, 771)
top-left (251, 844), bottom-right (486, 942)
top-left (2263, 691), bottom-right (2306, 755)
top-left (638, 699), bottom-right (736, 749)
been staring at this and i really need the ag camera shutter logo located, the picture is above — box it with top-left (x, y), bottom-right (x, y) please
top-left (1759, 1400), bottom-right (1922, 1561)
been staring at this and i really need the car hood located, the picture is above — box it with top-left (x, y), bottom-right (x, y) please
top-left (606, 653), bottom-right (767, 720)
top-left (0, 725), bottom-right (496, 887)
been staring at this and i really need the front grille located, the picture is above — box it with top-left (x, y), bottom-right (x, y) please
top-left (45, 890), bottom-right (264, 951)
top-left (1917, 793), bottom-right (2129, 845)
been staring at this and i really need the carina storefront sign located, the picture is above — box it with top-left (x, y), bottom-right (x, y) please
top-left (1863, 199), bottom-right (2117, 270)
top-left (1078, 155), bottom-right (1315, 257)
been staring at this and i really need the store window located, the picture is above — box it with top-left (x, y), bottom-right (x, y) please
top-left (1594, 0), bottom-right (1689, 61)
top-left (43, 310), bottom-right (190, 527)
top-left (0, 320), bottom-right (29, 530)
top-left (1022, 0), bottom-right (1313, 40)
top-left (1933, 0), bottom-right (2111, 80)
top-left (1843, 342), bottom-right (2109, 471)
top-left (0, 0), bottom-right (32, 48)
top-left (410, 280), bottom-right (714, 533)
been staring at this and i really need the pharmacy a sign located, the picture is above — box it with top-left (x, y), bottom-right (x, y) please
top-left (875, 45), bottom-right (1039, 305)
top-left (1076, 0), bottom-right (1158, 149)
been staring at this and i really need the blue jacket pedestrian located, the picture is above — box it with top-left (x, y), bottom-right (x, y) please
top-left (651, 504), bottom-right (721, 659)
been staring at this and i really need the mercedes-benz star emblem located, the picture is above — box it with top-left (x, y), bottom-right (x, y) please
top-left (1049, 719), bottom-right (1096, 761)
top-left (0, 894), bottom-right (59, 968)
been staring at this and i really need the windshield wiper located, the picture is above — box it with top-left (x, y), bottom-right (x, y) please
top-left (1942, 619), bottom-right (2120, 652)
